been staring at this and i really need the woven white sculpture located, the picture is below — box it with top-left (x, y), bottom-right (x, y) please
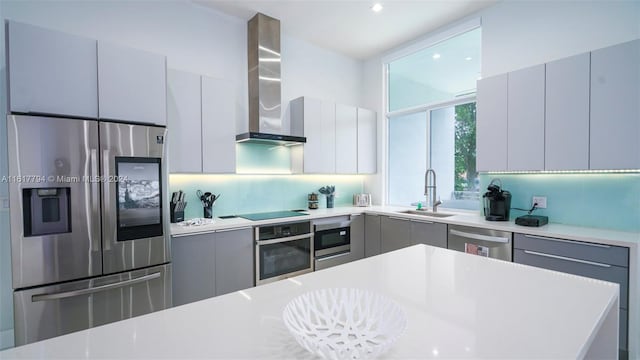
top-left (282, 288), bottom-right (407, 360)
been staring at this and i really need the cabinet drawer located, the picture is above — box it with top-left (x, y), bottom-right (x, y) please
top-left (514, 249), bottom-right (628, 309)
top-left (514, 233), bottom-right (628, 267)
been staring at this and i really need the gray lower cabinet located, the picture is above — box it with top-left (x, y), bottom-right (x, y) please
top-left (350, 214), bottom-right (365, 260)
top-left (365, 214), bottom-right (382, 257)
top-left (380, 216), bottom-right (412, 253)
top-left (410, 220), bottom-right (447, 248)
top-left (172, 233), bottom-right (216, 306)
top-left (513, 233), bottom-right (629, 355)
top-left (214, 227), bottom-right (254, 296)
top-left (172, 227), bottom-right (254, 306)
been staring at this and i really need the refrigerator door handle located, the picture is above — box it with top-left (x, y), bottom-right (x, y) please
top-left (31, 272), bottom-right (161, 302)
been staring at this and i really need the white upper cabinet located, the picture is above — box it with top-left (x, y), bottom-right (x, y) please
top-left (545, 53), bottom-right (590, 170)
top-left (476, 74), bottom-right (508, 172)
top-left (201, 76), bottom-right (236, 174)
top-left (590, 39), bottom-right (640, 170)
top-left (6, 21), bottom-right (98, 118)
top-left (357, 108), bottom-right (377, 174)
top-left (335, 103), bottom-right (358, 174)
top-left (291, 97), bottom-right (336, 174)
top-left (167, 69), bottom-right (202, 173)
top-left (98, 42), bottom-right (167, 125)
top-left (507, 64), bottom-right (545, 171)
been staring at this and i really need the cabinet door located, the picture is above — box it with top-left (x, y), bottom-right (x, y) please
top-left (381, 216), bottom-right (412, 253)
top-left (7, 21), bottom-right (98, 118)
top-left (508, 64), bottom-right (545, 171)
top-left (357, 108), bottom-right (377, 174)
top-left (335, 104), bottom-right (358, 174)
top-left (300, 97), bottom-right (336, 173)
top-left (545, 53), bottom-right (590, 170)
top-left (167, 70), bottom-right (202, 173)
top-left (98, 41), bottom-right (167, 125)
top-left (590, 39), bottom-right (640, 170)
top-left (365, 214), bottom-right (381, 257)
top-left (410, 221), bottom-right (447, 248)
top-left (214, 228), bottom-right (254, 296)
top-left (201, 76), bottom-right (236, 174)
top-left (171, 233), bottom-right (216, 306)
top-left (349, 214), bottom-right (365, 261)
top-left (476, 74), bottom-right (508, 171)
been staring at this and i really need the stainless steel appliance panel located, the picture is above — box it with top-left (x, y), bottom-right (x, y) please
top-left (255, 221), bottom-right (313, 285)
top-left (100, 121), bottom-right (170, 274)
top-left (13, 263), bottom-right (171, 346)
top-left (8, 115), bottom-right (102, 289)
top-left (447, 225), bottom-right (513, 261)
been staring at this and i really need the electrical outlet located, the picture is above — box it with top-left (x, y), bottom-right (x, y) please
top-left (532, 196), bottom-right (547, 209)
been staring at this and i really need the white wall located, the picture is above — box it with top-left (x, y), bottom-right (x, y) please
top-left (482, 0), bottom-right (640, 77)
top-left (0, 0), bottom-right (364, 349)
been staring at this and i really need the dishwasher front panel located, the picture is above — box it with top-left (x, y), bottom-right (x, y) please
top-left (447, 225), bottom-right (513, 261)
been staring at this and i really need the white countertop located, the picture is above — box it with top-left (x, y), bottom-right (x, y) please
top-left (0, 245), bottom-right (619, 359)
top-left (171, 205), bottom-right (640, 248)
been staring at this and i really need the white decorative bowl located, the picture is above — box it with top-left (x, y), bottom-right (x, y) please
top-left (282, 288), bottom-right (407, 360)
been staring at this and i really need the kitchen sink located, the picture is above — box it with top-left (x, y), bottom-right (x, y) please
top-left (398, 210), bottom-right (455, 218)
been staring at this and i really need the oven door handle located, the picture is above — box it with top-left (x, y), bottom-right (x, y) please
top-left (314, 221), bottom-right (351, 232)
top-left (31, 272), bottom-right (161, 302)
top-left (256, 233), bottom-right (313, 245)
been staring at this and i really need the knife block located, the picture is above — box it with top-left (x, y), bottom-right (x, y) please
top-left (170, 203), bottom-right (185, 223)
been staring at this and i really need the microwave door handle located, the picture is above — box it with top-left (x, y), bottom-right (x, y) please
top-left (31, 272), bottom-right (161, 302)
top-left (449, 229), bottom-right (510, 244)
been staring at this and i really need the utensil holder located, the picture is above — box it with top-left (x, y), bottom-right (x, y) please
top-left (326, 195), bottom-right (334, 209)
top-left (170, 203), bottom-right (185, 223)
top-left (204, 206), bottom-right (213, 219)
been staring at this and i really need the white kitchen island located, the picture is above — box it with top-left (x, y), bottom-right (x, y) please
top-left (0, 245), bottom-right (619, 359)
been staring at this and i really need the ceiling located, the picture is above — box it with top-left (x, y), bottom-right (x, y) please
top-left (195, 0), bottom-right (496, 60)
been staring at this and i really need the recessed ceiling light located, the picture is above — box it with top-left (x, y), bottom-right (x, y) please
top-left (371, 3), bottom-right (383, 12)
top-left (465, 57), bottom-right (472, 61)
top-left (432, 53), bottom-right (441, 60)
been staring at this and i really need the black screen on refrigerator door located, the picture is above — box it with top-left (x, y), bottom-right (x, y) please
top-left (115, 157), bottom-right (163, 241)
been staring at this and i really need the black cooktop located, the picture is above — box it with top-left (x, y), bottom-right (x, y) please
top-left (238, 210), bottom-right (308, 221)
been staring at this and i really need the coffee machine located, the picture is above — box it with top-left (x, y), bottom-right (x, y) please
top-left (483, 179), bottom-right (511, 221)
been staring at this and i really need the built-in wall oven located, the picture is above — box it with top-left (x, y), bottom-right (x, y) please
top-left (314, 218), bottom-right (352, 270)
top-left (255, 221), bottom-right (313, 285)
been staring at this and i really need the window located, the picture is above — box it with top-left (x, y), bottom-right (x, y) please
top-left (387, 27), bottom-right (481, 210)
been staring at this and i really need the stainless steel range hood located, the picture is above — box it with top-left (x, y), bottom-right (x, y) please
top-left (237, 13), bottom-right (306, 145)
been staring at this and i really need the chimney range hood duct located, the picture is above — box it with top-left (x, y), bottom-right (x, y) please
top-left (236, 13), bottom-right (306, 145)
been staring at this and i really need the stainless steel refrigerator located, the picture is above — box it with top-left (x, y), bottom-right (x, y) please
top-left (7, 115), bottom-right (172, 346)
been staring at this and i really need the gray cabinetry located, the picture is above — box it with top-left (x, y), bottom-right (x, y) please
top-left (167, 69), bottom-right (202, 173)
top-left (410, 220), bottom-right (447, 248)
top-left (380, 216), bottom-right (412, 253)
top-left (172, 233), bottom-right (216, 306)
top-left (476, 74), bottom-right (508, 172)
top-left (513, 233), bottom-right (629, 353)
top-left (350, 214), bottom-right (365, 260)
top-left (507, 64), bottom-right (545, 171)
top-left (98, 41), bottom-right (167, 125)
top-left (590, 39), bottom-right (640, 170)
top-left (6, 20), bottom-right (98, 118)
top-left (172, 228), bottom-right (254, 305)
top-left (365, 214), bottom-right (382, 257)
top-left (214, 227), bottom-right (254, 296)
top-left (545, 53), bottom-right (590, 170)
